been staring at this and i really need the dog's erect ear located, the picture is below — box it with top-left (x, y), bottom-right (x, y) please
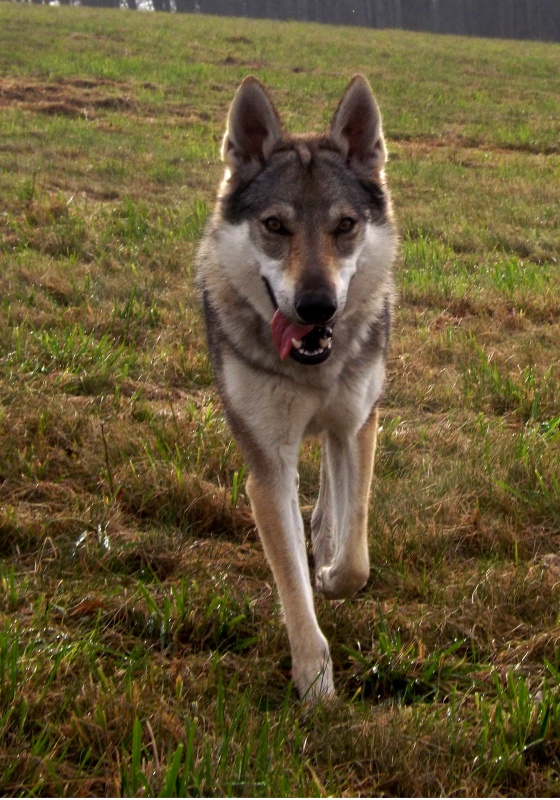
top-left (329, 74), bottom-right (386, 173)
top-left (222, 76), bottom-right (283, 178)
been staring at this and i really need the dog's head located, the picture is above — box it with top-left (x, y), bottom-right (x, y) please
top-left (216, 75), bottom-right (393, 365)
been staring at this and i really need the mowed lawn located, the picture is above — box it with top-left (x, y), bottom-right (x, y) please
top-left (0, 3), bottom-right (559, 796)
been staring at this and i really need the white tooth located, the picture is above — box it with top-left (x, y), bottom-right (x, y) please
top-left (319, 338), bottom-right (331, 349)
top-left (292, 338), bottom-right (303, 350)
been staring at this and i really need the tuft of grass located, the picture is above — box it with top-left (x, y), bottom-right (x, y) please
top-left (0, 2), bottom-right (559, 796)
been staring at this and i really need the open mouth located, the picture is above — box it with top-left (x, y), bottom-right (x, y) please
top-left (271, 309), bottom-right (333, 365)
top-left (290, 324), bottom-right (333, 364)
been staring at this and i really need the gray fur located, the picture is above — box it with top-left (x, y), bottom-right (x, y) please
top-left (196, 75), bottom-right (398, 702)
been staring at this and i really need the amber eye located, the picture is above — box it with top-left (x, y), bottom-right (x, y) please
top-left (263, 216), bottom-right (289, 235)
top-left (336, 217), bottom-right (357, 234)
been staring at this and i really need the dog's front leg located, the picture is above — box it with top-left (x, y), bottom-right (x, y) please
top-left (246, 465), bottom-right (334, 703)
top-left (314, 406), bottom-right (379, 599)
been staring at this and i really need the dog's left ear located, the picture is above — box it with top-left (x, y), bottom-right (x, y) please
top-left (329, 74), bottom-right (386, 174)
top-left (222, 76), bottom-right (283, 179)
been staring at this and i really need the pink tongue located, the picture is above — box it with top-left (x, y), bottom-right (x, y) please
top-left (271, 309), bottom-right (314, 361)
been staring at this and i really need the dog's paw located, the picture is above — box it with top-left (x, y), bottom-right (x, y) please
top-left (291, 632), bottom-right (334, 704)
top-left (315, 562), bottom-right (369, 599)
top-left (293, 653), bottom-right (335, 705)
top-left (311, 532), bottom-right (335, 573)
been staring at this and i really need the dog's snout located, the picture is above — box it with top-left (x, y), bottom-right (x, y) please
top-left (295, 290), bottom-right (337, 324)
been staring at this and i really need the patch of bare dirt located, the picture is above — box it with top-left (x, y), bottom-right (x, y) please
top-left (0, 77), bottom-right (138, 119)
top-left (220, 55), bottom-right (267, 69)
top-left (393, 132), bottom-right (559, 156)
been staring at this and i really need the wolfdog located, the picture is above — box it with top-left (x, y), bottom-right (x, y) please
top-left (196, 75), bottom-right (397, 702)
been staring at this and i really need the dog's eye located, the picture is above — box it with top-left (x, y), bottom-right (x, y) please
top-left (336, 218), bottom-right (357, 235)
top-left (263, 216), bottom-right (289, 235)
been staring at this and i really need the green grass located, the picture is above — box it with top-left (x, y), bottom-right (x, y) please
top-left (1, 2), bottom-right (560, 795)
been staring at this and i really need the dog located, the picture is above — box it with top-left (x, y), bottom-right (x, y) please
top-left (196, 74), bottom-right (397, 702)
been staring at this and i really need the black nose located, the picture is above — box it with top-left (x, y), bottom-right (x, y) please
top-left (295, 290), bottom-right (337, 324)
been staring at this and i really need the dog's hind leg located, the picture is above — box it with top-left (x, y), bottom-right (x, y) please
top-left (246, 465), bottom-right (334, 703)
top-left (314, 406), bottom-right (379, 599)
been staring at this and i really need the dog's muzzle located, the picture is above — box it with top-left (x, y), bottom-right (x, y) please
top-left (270, 306), bottom-right (334, 365)
top-left (265, 279), bottom-right (335, 365)
top-left (290, 324), bottom-right (333, 364)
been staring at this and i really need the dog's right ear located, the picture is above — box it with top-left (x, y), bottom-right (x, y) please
top-left (222, 76), bottom-right (283, 179)
top-left (329, 74), bottom-right (387, 175)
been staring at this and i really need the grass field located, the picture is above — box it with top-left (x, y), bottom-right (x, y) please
top-left (1, 2), bottom-right (560, 795)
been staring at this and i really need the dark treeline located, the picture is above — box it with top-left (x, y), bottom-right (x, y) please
top-left (34, 0), bottom-right (560, 42)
